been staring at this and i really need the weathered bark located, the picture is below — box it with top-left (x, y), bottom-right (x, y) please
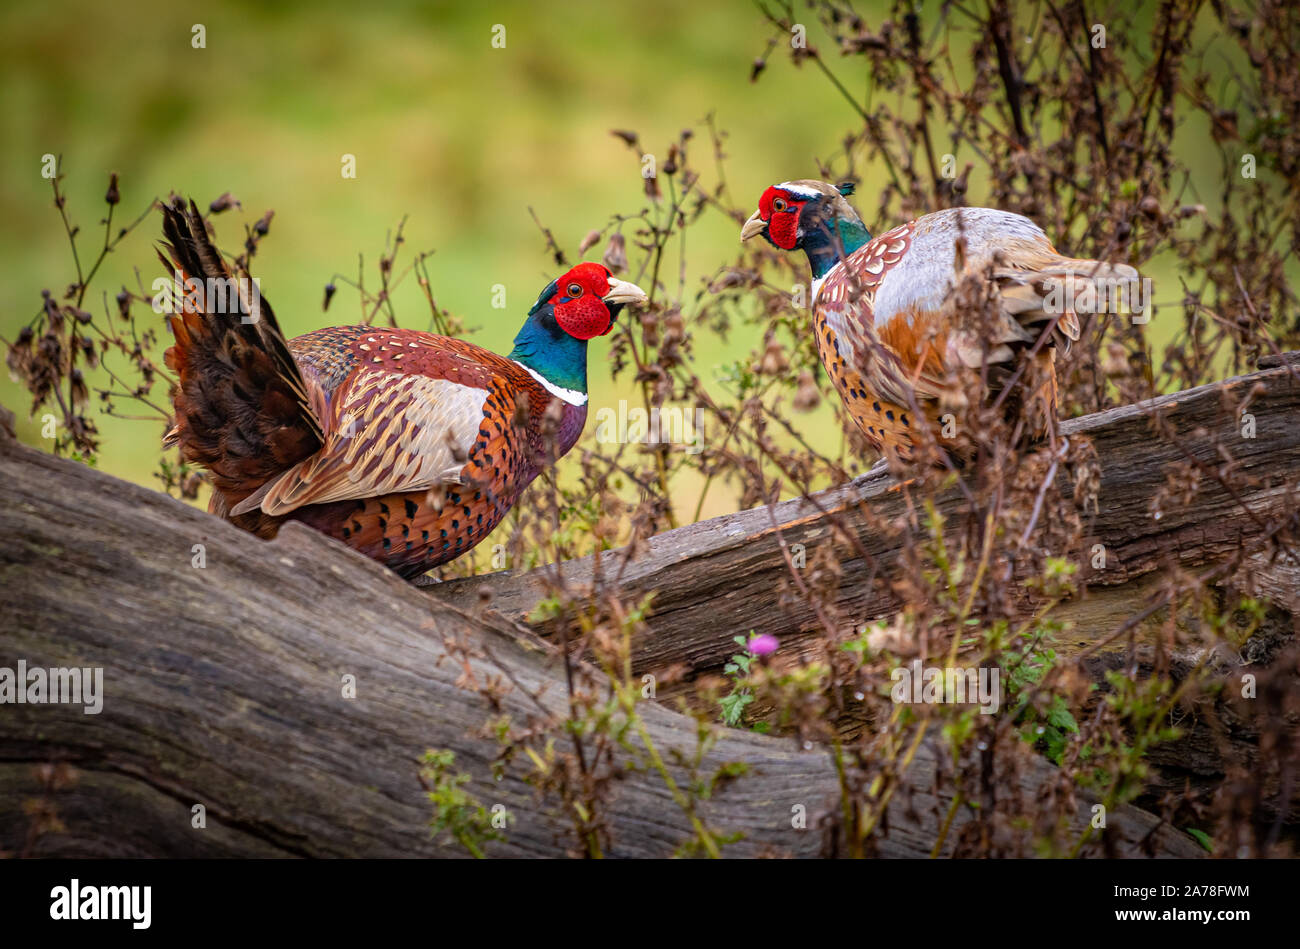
top-left (0, 414), bottom-right (1214, 858)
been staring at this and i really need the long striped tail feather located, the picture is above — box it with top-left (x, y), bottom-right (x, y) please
top-left (158, 197), bottom-right (324, 512)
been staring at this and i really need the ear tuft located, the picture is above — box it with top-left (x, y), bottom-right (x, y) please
top-left (836, 181), bottom-right (857, 197)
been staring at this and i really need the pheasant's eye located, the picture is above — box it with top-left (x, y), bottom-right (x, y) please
top-left (772, 198), bottom-right (787, 212)
top-left (566, 283), bottom-right (583, 297)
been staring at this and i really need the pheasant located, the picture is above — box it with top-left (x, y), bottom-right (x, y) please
top-left (742, 180), bottom-right (1139, 461)
top-left (159, 198), bottom-right (646, 578)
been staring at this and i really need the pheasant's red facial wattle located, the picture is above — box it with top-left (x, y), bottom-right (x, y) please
top-left (767, 208), bottom-right (800, 249)
top-left (551, 262), bottom-right (614, 340)
top-left (554, 294), bottom-right (612, 339)
top-left (757, 186), bottom-right (805, 250)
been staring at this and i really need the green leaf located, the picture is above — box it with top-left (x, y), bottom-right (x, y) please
top-left (1047, 697), bottom-right (1078, 734)
top-left (1186, 828), bottom-right (1213, 852)
top-left (719, 690), bottom-right (753, 726)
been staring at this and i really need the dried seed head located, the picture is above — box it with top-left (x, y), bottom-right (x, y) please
top-left (793, 369), bottom-right (820, 411)
top-left (757, 338), bottom-right (789, 375)
top-left (601, 233), bottom-right (628, 274)
top-left (209, 192), bottom-right (240, 213)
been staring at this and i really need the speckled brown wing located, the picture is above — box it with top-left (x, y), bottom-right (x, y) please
top-left (812, 222), bottom-right (930, 459)
top-left (230, 329), bottom-right (530, 518)
top-left (289, 378), bottom-right (543, 578)
top-left (282, 331), bottom-right (559, 578)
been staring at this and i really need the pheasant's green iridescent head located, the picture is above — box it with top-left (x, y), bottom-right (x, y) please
top-left (741, 180), bottom-right (872, 279)
top-left (509, 263), bottom-right (647, 395)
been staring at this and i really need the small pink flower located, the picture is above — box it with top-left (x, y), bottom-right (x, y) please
top-left (747, 634), bottom-right (779, 656)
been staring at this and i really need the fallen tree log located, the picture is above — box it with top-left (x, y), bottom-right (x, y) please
top-left (433, 359), bottom-right (1300, 819)
top-left (434, 360), bottom-right (1300, 666)
top-left (0, 418), bottom-right (1204, 857)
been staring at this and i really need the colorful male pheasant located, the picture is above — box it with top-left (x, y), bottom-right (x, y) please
top-left (742, 180), bottom-right (1139, 460)
top-left (160, 198), bottom-right (646, 578)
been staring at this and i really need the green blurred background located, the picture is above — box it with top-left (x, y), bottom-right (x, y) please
top-left (0, 0), bottom-right (1274, 528)
top-left (1, 0), bottom-right (872, 507)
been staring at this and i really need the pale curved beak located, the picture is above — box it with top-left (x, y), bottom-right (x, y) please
top-left (741, 209), bottom-right (767, 242)
top-left (602, 277), bottom-right (649, 307)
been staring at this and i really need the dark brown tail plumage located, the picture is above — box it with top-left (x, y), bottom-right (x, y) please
top-left (159, 198), bottom-right (324, 515)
